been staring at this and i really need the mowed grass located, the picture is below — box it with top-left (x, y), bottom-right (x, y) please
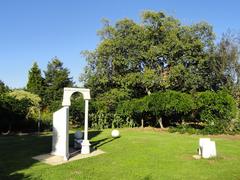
top-left (1, 128), bottom-right (240, 180)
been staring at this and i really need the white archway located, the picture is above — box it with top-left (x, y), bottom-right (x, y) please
top-left (51, 88), bottom-right (91, 160)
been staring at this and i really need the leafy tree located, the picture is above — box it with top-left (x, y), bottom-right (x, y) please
top-left (69, 95), bottom-right (84, 127)
top-left (147, 91), bottom-right (195, 128)
top-left (0, 80), bottom-right (9, 94)
top-left (80, 11), bottom-right (240, 132)
top-left (195, 90), bottom-right (237, 133)
top-left (26, 62), bottom-right (45, 100)
top-left (117, 97), bottom-right (149, 127)
top-left (8, 90), bottom-right (41, 120)
top-left (44, 57), bottom-right (74, 107)
top-left (215, 31), bottom-right (240, 88)
top-left (0, 94), bottom-right (33, 133)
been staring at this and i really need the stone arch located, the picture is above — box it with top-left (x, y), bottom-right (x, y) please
top-left (52, 87), bottom-right (91, 161)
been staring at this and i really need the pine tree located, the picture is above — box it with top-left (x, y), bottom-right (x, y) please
top-left (44, 57), bottom-right (74, 109)
top-left (26, 62), bottom-right (45, 99)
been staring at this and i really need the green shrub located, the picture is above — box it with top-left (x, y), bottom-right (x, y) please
top-left (69, 97), bottom-right (84, 127)
top-left (0, 94), bottom-right (35, 132)
top-left (148, 91), bottom-right (195, 126)
top-left (195, 90), bottom-right (237, 133)
top-left (90, 111), bottom-right (113, 130)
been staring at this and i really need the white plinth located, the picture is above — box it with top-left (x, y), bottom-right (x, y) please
top-left (52, 107), bottom-right (69, 161)
top-left (199, 138), bottom-right (217, 159)
top-left (81, 140), bottom-right (91, 154)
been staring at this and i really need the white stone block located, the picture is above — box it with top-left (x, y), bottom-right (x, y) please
top-left (199, 138), bottom-right (210, 155)
top-left (81, 140), bottom-right (91, 154)
top-left (52, 107), bottom-right (69, 160)
top-left (199, 138), bottom-right (217, 159)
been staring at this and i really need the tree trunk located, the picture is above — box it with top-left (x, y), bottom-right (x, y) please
top-left (146, 88), bottom-right (151, 95)
top-left (158, 117), bottom-right (164, 128)
top-left (141, 118), bottom-right (144, 128)
top-left (182, 119), bottom-right (185, 125)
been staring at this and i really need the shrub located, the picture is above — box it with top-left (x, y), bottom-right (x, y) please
top-left (116, 97), bottom-right (148, 127)
top-left (90, 111), bottom-right (113, 130)
top-left (0, 94), bottom-right (34, 132)
top-left (195, 90), bottom-right (237, 133)
top-left (69, 96), bottom-right (84, 127)
top-left (8, 90), bottom-right (41, 120)
top-left (148, 91), bottom-right (195, 127)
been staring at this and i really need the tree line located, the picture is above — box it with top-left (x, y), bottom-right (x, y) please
top-left (0, 58), bottom-right (82, 133)
top-left (81, 11), bottom-right (240, 134)
top-left (1, 11), bottom-right (240, 134)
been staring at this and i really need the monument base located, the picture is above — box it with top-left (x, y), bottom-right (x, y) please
top-left (81, 140), bottom-right (91, 154)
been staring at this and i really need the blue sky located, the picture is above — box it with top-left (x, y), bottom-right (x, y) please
top-left (0, 0), bottom-right (239, 88)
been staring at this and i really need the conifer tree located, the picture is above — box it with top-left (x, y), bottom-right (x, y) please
top-left (26, 62), bottom-right (45, 99)
top-left (44, 57), bottom-right (74, 109)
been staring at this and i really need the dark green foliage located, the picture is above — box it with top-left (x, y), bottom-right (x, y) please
top-left (116, 97), bottom-right (148, 127)
top-left (26, 62), bottom-right (45, 100)
top-left (44, 58), bottom-right (74, 106)
top-left (2, 11), bottom-right (240, 134)
top-left (0, 58), bottom-right (75, 132)
top-left (147, 91), bottom-right (195, 127)
top-left (90, 111), bottom-right (113, 130)
top-left (195, 90), bottom-right (237, 133)
top-left (0, 94), bottom-right (35, 132)
top-left (69, 96), bottom-right (84, 128)
top-left (0, 80), bottom-right (9, 94)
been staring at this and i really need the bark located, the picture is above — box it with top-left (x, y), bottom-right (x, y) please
top-left (158, 117), bottom-right (164, 128)
top-left (146, 87), bottom-right (151, 95)
top-left (141, 118), bottom-right (144, 128)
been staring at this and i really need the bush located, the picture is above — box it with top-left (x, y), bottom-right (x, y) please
top-left (90, 111), bottom-right (113, 130)
top-left (69, 96), bottom-right (84, 128)
top-left (147, 91), bottom-right (195, 127)
top-left (0, 94), bottom-right (35, 132)
top-left (8, 90), bottom-right (41, 121)
top-left (195, 90), bottom-right (237, 133)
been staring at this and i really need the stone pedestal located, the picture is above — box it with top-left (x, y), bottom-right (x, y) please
top-left (199, 138), bottom-right (217, 159)
top-left (52, 107), bottom-right (69, 160)
top-left (81, 140), bottom-right (91, 154)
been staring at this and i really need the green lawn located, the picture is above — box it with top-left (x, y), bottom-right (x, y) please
top-left (1, 128), bottom-right (240, 180)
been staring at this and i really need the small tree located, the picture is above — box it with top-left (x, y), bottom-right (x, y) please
top-left (44, 58), bottom-right (74, 107)
top-left (148, 91), bottom-right (195, 128)
top-left (26, 62), bottom-right (45, 99)
top-left (0, 80), bottom-right (9, 94)
top-left (195, 90), bottom-right (237, 133)
top-left (8, 90), bottom-right (41, 120)
top-left (116, 97), bottom-right (149, 128)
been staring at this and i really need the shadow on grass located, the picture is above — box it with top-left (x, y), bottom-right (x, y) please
top-left (91, 137), bottom-right (119, 150)
top-left (0, 134), bottom-right (52, 179)
top-left (0, 130), bottom-right (104, 179)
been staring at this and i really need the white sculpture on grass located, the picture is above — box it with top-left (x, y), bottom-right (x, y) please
top-left (198, 138), bottom-right (217, 159)
top-left (51, 88), bottom-right (91, 160)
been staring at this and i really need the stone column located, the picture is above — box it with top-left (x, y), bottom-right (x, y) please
top-left (81, 99), bottom-right (90, 154)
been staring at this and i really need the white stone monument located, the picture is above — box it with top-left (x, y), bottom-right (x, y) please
top-left (199, 138), bottom-right (217, 159)
top-left (51, 88), bottom-right (91, 160)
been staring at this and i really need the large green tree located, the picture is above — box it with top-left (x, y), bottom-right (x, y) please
top-left (215, 31), bottom-right (240, 88)
top-left (81, 11), bottom-right (217, 112)
top-left (82, 11), bottom-right (218, 95)
top-left (44, 58), bottom-right (74, 110)
top-left (80, 11), bottom-right (240, 130)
